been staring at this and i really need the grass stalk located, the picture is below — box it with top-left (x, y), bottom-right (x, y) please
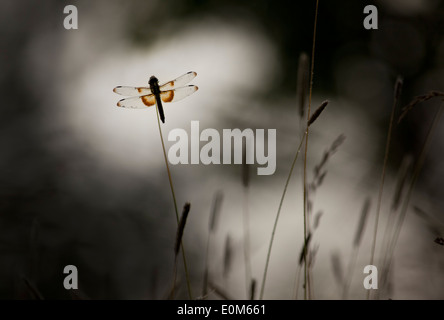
top-left (377, 155), bottom-right (412, 296)
top-left (384, 103), bottom-right (444, 279)
top-left (155, 106), bottom-right (193, 300)
top-left (367, 76), bottom-right (402, 299)
top-left (302, 0), bottom-right (320, 300)
top-left (223, 234), bottom-right (233, 289)
top-left (242, 148), bottom-right (252, 298)
top-left (343, 198), bottom-right (371, 299)
top-left (259, 131), bottom-right (307, 300)
top-left (203, 191), bottom-right (223, 297)
top-left (292, 263), bottom-right (303, 299)
top-left (250, 279), bottom-right (257, 300)
top-left (172, 203), bottom-right (191, 299)
top-left (242, 186), bottom-right (252, 298)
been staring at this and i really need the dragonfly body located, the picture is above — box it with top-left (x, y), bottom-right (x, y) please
top-left (113, 71), bottom-right (198, 123)
top-left (148, 75), bottom-right (165, 122)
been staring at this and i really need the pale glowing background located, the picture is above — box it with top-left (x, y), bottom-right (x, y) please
top-left (1, 0), bottom-right (444, 299)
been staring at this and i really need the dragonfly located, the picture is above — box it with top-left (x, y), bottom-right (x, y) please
top-left (113, 71), bottom-right (198, 123)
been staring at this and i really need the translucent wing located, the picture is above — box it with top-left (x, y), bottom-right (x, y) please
top-left (117, 94), bottom-right (156, 109)
top-left (159, 71), bottom-right (197, 90)
top-left (113, 86), bottom-right (152, 96)
top-left (116, 86), bottom-right (198, 109)
top-left (159, 85), bottom-right (198, 103)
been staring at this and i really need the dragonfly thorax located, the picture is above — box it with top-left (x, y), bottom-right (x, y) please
top-left (149, 76), bottom-right (159, 87)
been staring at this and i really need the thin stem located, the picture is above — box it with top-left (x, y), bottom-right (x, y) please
top-left (377, 205), bottom-right (400, 299)
top-left (202, 230), bottom-right (211, 297)
top-left (243, 187), bottom-right (252, 298)
top-left (155, 106), bottom-right (193, 300)
top-left (293, 263), bottom-right (302, 300)
top-left (384, 103), bottom-right (444, 282)
top-left (171, 256), bottom-right (178, 299)
top-left (367, 82), bottom-right (398, 300)
top-left (342, 247), bottom-right (358, 299)
top-left (303, 0), bottom-right (320, 300)
top-left (259, 132), bottom-right (307, 300)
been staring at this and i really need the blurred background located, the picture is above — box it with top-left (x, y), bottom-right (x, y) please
top-left (1, 0), bottom-right (444, 299)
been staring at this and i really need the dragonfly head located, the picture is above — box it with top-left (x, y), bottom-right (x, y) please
top-left (149, 76), bottom-right (158, 87)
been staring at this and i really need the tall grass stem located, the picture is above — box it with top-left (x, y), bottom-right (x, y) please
top-left (385, 103), bottom-right (444, 277)
top-left (302, 0), bottom-right (320, 300)
top-left (259, 132), bottom-right (306, 299)
top-left (155, 106), bottom-right (193, 299)
top-left (367, 77), bottom-right (402, 299)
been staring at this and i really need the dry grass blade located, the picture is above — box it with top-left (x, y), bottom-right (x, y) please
top-left (378, 156), bottom-right (412, 294)
top-left (380, 157), bottom-right (410, 271)
top-left (308, 244), bottom-right (319, 269)
top-left (250, 279), bottom-right (256, 300)
top-left (394, 76), bottom-right (403, 102)
top-left (330, 134), bottom-right (346, 153)
top-left (342, 197), bottom-right (371, 300)
top-left (330, 252), bottom-right (344, 286)
top-left (202, 269), bottom-right (209, 297)
top-left (260, 131), bottom-right (307, 300)
top-left (303, 134), bottom-right (344, 299)
top-left (398, 90), bottom-right (444, 123)
top-left (308, 100), bottom-right (329, 127)
top-left (299, 233), bottom-right (312, 265)
top-left (242, 143), bottom-right (250, 188)
top-left (313, 211), bottom-right (323, 229)
top-left (391, 155), bottom-right (413, 211)
top-left (203, 192), bottom-right (224, 296)
top-left (343, 198), bottom-right (371, 299)
top-left (368, 77), bottom-right (402, 299)
top-left (354, 198), bottom-right (371, 247)
top-left (312, 134), bottom-right (346, 192)
top-left (314, 153), bottom-right (329, 178)
top-left (302, 0), bottom-right (320, 300)
top-left (297, 52), bottom-right (309, 118)
top-left (209, 191), bottom-right (223, 232)
top-left (413, 206), bottom-right (444, 236)
top-left (292, 264), bottom-right (303, 300)
top-left (307, 199), bottom-right (313, 216)
top-left (316, 172), bottom-right (327, 187)
top-left (314, 135), bottom-right (346, 174)
top-left (223, 234), bottom-right (233, 278)
top-left (384, 103), bottom-right (444, 289)
top-left (175, 203), bottom-right (191, 256)
top-left (242, 143), bottom-right (252, 297)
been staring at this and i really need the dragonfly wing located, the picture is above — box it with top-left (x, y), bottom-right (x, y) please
top-left (117, 94), bottom-right (156, 108)
top-left (113, 86), bottom-right (152, 96)
top-left (159, 71), bottom-right (197, 90)
top-left (160, 85), bottom-right (198, 103)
